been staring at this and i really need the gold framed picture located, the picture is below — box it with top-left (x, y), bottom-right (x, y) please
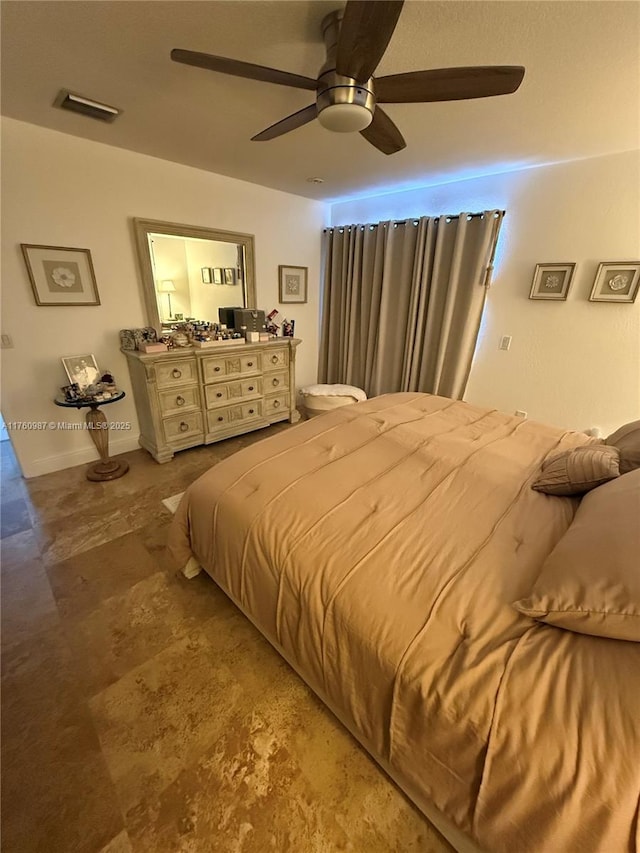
top-left (589, 262), bottom-right (640, 303)
top-left (21, 244), bottom-right (100, 306)
top-left (529, 263), bottom-right (576, 301)
top-left (279, 265), bottom-right (308, 303)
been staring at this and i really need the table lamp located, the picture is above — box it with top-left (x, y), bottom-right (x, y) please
top-left (158, 280), bottom-right (176, 319)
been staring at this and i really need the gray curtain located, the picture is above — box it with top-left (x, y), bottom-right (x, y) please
top-left (318, 211), bottom-right (504, 399)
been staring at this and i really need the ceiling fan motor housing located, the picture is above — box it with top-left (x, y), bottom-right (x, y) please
top-left (317, 9), bottom-right (375, 132)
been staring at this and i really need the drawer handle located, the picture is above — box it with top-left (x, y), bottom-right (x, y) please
top-left (248, 385), bottom-right (254, 391)
top-left (216, 392), bottom-right (223, 398)
top-left (172, 368), bottom-right (182, 379)
top-left (248, 408), bottom-right (255, 415)
top-left (179, 421), bottom-right (189, 433)
top-left (214, 366), bottom-right (221, 372)
top-left (272, 378), bottom-right (279, 386)
top-left (247, 361), bottom-right (254, 367)
top-left (176, 395), bottom-right (185, 407)
top-left (217, 416), bottom-right (224, 422)
top-left (271, 355), bottom-right (279, 364)
top-left (273, 400), bottom-right (281, 408)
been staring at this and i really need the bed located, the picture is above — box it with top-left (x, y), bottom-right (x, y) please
top-left (168, 392), bottom-right (640, 852)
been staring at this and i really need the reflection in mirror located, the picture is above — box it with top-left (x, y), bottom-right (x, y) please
top-left (132, 218), bottom-right (256, 332)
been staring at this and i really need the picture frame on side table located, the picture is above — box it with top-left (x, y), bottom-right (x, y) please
top-left (61, 354), bottom-right (100, 392)
top-left (529, 263), bottom-right (576, 301)
top-left (589, 261), bottom-right (640, 303)
top-left (279, 265), bottom-right (308, 303)
top-left (21, 244), bottom-right (100, 306)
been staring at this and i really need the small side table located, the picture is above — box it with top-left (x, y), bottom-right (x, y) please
top-left (54, 392), bottom-right (130, 482)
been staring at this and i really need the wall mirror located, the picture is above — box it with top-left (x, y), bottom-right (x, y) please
top-left (132, 218), bottom-right (257, 332)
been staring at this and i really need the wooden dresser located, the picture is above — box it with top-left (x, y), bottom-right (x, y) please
top-left (123, 338), bottom-right (301, 462)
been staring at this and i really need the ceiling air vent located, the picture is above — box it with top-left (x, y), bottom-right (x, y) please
top-left (53, 90), bottom-right (121, 123)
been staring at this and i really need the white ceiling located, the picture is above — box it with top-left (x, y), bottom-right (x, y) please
top-left (1, 1), bottom-right (639, 202)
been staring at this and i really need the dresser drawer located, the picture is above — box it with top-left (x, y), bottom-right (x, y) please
top-left (204, 377), bottom-right (262, 409)
top-left (202, 353), bottom-right (262, 383)
top-left (264, 347), bottom-right (289, 371)
top-left (162, 412), bottom-right (204, 444)
top-left (264, 393), bottom-right (289, 417)
top-left (265, 371), bottom-right (289, 393)
top-left (156, 359), bottom-right (198, 389)
top-left (207, 401), bottom-right (263, 432)
top-left (158, 386), bottom-right (199, 417)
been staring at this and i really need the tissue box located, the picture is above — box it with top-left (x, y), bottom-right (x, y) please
top-left (245, 331), bottom-right (260, 343)
top-left (138, 342), bottom-right (168, 353)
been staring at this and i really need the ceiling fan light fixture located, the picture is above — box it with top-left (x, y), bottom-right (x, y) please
top-left (317, 103), bottom-right (373, 133)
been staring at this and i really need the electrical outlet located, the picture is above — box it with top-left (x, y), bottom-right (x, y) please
top-left (499, 335), bottom-right (512, 351)
top-left (515, 410), bottom-right (528, 419)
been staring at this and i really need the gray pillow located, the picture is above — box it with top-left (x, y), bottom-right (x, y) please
top-left (606, 420), bottom-right (640, 474)
top-left (532, 445), bottom-right (620, 496)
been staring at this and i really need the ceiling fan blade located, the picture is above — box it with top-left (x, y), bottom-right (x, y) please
top-left (360, 107), bottom-right (406, 155)
top-left (251, 104), bottom-right (317, 142)
top-left (171, 49), bottom-right (317, 91)
top-left (336, 0), bottom-right (404, 82)
top-left (376, 66), bottom-right (525, 103)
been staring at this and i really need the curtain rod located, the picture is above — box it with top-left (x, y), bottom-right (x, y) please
top-left (324, 210), bottom-right (506, 231)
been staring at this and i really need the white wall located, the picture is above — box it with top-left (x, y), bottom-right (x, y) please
top-left (0, 118), bottom-right (326, 477)
top-left (330, 150), bottom-right (640, 435)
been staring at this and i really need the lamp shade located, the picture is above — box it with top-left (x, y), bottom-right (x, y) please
top-left (158, 279), bottom-right (176, 293)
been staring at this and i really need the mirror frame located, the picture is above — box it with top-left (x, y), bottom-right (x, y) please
top-left (132, 217), bottom-right (257, 332)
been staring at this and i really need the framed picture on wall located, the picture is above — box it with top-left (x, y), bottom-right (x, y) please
top-left (212, 267), bottom-right (223, 284)
top-left (224, 268), bottom-right (236, 285)
top-left (589, 261), bottom-right (640, 303)
top-left (21, 244), bottom-right (100, 306)
top-left (201, 267), bottom-right (212, 283)
top-left (279, 265), bottom-right (308, 303)
top-left (528, 263), bottom-right (576, 301)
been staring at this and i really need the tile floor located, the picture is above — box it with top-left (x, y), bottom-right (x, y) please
top-left (0, 431), bottom-right (453, 853)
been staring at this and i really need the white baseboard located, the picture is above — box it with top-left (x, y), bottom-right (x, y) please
top-left (21, 434), bottom-right (141, 479)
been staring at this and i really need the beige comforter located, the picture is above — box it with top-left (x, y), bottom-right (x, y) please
top-left (169, 393), bottom-right (640, 852)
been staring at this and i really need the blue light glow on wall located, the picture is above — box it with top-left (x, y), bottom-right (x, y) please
top-left (325, 159), bottom-right (537, 207)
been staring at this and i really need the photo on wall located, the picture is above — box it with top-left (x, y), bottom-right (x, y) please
top-left (278, 265), bottom-right (308, 303)
top-left (21, 244), bottom-right (100, 306)
top-left (528, 263), bottom-right (576, 301)
top-left (589, 261), bottom-right (640, 303)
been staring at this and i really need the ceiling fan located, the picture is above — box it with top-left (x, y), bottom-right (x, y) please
top-left (171, 0), bottom-right (525, 155)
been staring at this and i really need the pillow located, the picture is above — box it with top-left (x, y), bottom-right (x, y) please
top-left (606, 419), bottom-right (640, 474)
top-left (515, 470), bottom-right (640, 642)
top-left (531, 444), bottom-right (620, 496)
